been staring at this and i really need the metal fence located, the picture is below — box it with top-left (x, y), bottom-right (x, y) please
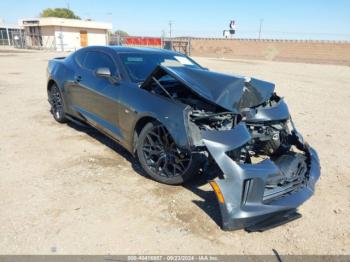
top-left (110, 35), bottom-right (162, 48)
top-left (109, 35), bottom-right (191, 56)
top-left (0, 27), bottom-right (26, 48)
top-left (163, 38), bottom-right (191, 55)
top-left (0, 27), bottom-right (57, 50)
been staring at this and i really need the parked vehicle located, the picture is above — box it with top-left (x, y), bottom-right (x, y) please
top-left (47, 46), bottom-right (320, 231)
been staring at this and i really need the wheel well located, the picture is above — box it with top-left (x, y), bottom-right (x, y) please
top-left (47, 79), bottom-right (56, 93)
top-left (133, 116), bottom-right (158, 152)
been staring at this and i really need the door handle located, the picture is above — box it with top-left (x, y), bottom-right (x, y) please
top-left (74, 75), bottom-right (82, 83)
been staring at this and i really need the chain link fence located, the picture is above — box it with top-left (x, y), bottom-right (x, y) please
top-left (0, 27), bottom-right (26, 48)
top-left (0, 26), bottom-right (57, 50)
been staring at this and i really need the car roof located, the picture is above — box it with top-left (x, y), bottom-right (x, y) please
top-left (111, 46), bottom-right (180, 55)
top-left (80, 45), bottom-right (182, 56)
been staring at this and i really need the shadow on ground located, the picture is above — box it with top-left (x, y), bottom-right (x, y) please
top-left (66, 121), bottom-right (223, 228)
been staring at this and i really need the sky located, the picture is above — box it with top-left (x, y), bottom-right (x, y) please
top-left (1, 0), bottom-right (350, 40)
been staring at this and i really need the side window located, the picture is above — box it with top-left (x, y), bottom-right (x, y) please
top-left (75, 51), bottom-right (86, 67)
top-left (82, 51), bottom-right (116, 74)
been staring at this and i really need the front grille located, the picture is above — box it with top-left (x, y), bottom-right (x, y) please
top-left (263, 180), bottom-right (305, 203)
top-left (263, 152), bottom-right (308, 203)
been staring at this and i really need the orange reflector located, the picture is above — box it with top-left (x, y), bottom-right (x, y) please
top-left (209, 181), bottom-right (225, 204)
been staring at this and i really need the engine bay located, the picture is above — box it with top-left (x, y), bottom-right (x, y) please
top-left (143, 68), bottom-right (309, 191)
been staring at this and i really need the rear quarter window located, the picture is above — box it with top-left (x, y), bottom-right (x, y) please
top-left (74, 51), bottom-right (86, 67)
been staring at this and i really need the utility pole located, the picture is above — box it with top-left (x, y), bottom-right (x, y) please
top-left (161, 30), bottom-right (166, 49)
top-left (258, 19), bottom-right (263, 39)
top-left (169, 21), bottom-right (172, 38)
top-left (6, 26), bottom-right (11, 46)
top-left (168, 20), bottom-right (173, 50)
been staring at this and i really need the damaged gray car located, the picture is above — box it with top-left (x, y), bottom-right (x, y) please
top-left (47, 46), bottom-right (320, 231)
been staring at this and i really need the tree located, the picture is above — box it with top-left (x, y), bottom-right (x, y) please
top-left (114, 30), bottom-right (129, 36)
top-left (40, 8), bottom-right (81, 19)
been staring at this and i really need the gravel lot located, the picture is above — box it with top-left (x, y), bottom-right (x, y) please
top-left (0, 48), bottom-right (349, 255)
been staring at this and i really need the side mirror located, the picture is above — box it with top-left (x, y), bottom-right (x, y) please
top-left (96, 67), bottom-right (111, 77)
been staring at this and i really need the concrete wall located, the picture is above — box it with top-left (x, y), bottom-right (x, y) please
top-left (53, 26), bottom-right (108, 51)
top-left (53, 26), bottom-right (80, 51)
top-left (85, 28), bottom-right (108, 46)
top-left (23, 25), bottom-right (108, 51)
top-left (41, 26), bottom-right (56, 49)
top-left (189, 38), bottom-right (350, 65)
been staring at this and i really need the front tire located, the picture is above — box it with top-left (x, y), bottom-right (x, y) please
top-left (49, 84), bottom-right (67, 123)
top-left (136, 122), bottom-right (202, 185)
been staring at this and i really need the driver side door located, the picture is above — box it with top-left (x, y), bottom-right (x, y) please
top-left (71, 50), bottom-right (123, 141)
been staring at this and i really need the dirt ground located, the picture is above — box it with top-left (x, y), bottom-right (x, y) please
top-left (0, 48), bottom-right (349, 255)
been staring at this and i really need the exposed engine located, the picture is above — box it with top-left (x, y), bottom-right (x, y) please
top-left (246, 121), bottom-right (291, 157)
top-left (145, 73), bottom-right (243, 132)
top-left (190, 110), bottom-right (241, 131)
top-left (193, 102), bottom-right (308, 196)
top-left (146, 71), bottom-right (298, 173)
top-left (225, 120), bottom-right (293, 163)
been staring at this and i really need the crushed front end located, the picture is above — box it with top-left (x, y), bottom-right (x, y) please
top-left (196, 96), bottom-right (321, 231)
top-left (141, 64), bottom-right (321, 230)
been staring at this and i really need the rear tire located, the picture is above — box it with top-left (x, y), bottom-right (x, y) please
top-left (49, 84), bottom-right (67, 123)
top-left (136, 122), bottom-right (202, 185)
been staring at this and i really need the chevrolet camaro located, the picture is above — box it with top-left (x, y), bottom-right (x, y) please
top-left (47, 46), bottom-right (320, 231)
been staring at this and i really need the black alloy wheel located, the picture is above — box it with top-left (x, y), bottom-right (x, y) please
top-left (137, 122), bottom-right (201, 185)
top-left (50, 84), bottom-right (67, 123)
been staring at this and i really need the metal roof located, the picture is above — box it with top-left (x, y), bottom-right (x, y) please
top-left (21, 17), bottom-right (112, 30)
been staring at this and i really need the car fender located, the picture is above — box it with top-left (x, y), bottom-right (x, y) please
top-left (118, 84), bottom-right (192, 152)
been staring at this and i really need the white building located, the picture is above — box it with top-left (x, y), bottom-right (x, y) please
top-left (21, 17), bottom-right (112, 51)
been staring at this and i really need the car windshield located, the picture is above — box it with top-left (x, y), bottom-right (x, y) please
top-left (119, 52), bottom-right (202, 83)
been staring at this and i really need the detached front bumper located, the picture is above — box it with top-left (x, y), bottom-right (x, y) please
top-left (202, 123), bottom-right (321, 231)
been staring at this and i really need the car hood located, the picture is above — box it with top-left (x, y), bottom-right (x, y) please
top-left (143, 64), bottom-right (275, 113)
